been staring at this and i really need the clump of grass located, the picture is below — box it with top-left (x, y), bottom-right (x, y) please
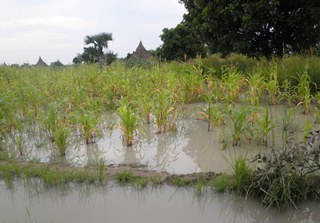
top-left (115, 171), bottom-right (136, 184)
top-left (170, 176), bottom-right (192, 187)
top-left (97, 159), bottom-right (106, 183)
top-left (0, 150), bottom-right (10, 161)
top-left (149, 176), bottom-right (163, 187)
top-left (212, 174), bottom-right (230, 192)
top-left (233, 156), bottom-right (252, 194)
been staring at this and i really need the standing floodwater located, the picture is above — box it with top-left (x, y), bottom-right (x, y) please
top-left (0, 179), bottom-right (319, 223)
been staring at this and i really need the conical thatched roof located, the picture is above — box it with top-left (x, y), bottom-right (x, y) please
top-left (35, 56), bottom-right (48, 67)
top-left (132, 41), bottom-right (151, 59)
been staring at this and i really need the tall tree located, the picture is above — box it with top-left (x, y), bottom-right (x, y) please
top-left (180, 0), bottom-right (320, 57)
top-left (73, 32), bottom-right (115, 65)
top-left (158, 23), bottom-right (206, 61)
top-left (84, 32), bottom-right (113, 67)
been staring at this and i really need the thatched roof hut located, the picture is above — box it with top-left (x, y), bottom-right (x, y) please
top-left (132, 41), bottom-right (151, 59)
top-left (35, 56), bottom-right (48, 67)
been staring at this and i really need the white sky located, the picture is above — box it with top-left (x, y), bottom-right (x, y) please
top-left (0, 0), bottom-right (186, 65)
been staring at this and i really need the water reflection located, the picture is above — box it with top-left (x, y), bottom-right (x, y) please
top-left (0, 179), bottom-right (319, 223)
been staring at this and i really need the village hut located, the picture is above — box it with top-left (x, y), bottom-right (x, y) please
top-left (131, 41), bottom-right (151, 59)
top-left (35, 56), bottom-right (48, 67)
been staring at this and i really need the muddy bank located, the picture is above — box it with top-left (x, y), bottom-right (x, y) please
top-left (0, 160), bottom-right (217, 185)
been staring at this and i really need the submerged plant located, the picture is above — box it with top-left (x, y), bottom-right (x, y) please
top-left (233, 156), bottom-right (252, 194)
top-left (79, 112), bottom-right (99, 144)
top-left (255, 108), bottom-right (274, 146)
top-left (53, 125), bottom-right (69, 156)
top-left (118, 101), bottom-right (138, 146)
top-left (153, 90), bottom-right (177, 133)
top-left (41, 104), bottom-right (58, 140)
top-left (198, 97), bottom-right (225, 132)
top-left (228, 106), bottom-right (250, 145)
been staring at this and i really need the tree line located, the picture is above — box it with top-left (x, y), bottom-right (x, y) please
top-left (156, 0), bottom-right (320, 60)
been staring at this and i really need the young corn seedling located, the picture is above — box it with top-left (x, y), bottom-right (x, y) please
top-left (245, 72), bottom-right (265, 106)
top-left (198, 92), bottom-right (225, 132)
top-left (280, 79), bottom-right (296, 107)
top-left (221, 68), bottom-right (244, 103)
top-left (153, 90), bottom-right (177, 133)
top-left (265, 66), bottom-right (280, 105)
top-left (79, 112), bottom-right (99, 144)
top-left (255, 108), bottom-right (274, 146)
top-left (40, 104), bottom-right (58, 141)
top-left (118, 101), bottom-right (138, 146)
top-left (295, 70), bottom-right (312, 114)
top-left (53, 124), bottom-right (69, 156)
top-left (228, 106), bottom-right (250, 146)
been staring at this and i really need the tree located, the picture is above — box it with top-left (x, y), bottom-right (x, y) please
top-left (180, 0), bottom-right (320, 58)
top-left (158, 23), bottom-right (206, 61)
top-left (51, 60), bottom-right (64, 67)
top-left (73, 32), bottom-right (115, 66)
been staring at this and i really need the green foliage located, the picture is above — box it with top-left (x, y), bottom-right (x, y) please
top-left (295, 70), bottom-right (313, 114)
top-left (233, 157), bottom-right (252, 194)
top-left (255, 108), bottom-right (274, 146)
top-left (115, 171), bottom-right (136, 184)
top-left (180, 0), bottom-right (320, 57)
top-left (73, 32), bottom-right (115, 66)
top-left (53, 125), bottom-right (69, 156)
top-left (117, 100), bottom-right (138, 146)
top-left (212, 174), bottom-right (231, 192)
top-left (158, 23), bottom-right (206, 61)
top-left (228, 106), bottom-right (250, 146)
top-left (79, 112), bottom-right (99, 144)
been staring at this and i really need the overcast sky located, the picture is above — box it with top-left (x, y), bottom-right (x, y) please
top-left (0, 0), bottom-right (186, 65)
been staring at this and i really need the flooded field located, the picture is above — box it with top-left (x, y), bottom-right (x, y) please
top-left (2, 103), bottom-right (318, 174)
top-left (0, 179), bottom-right (319, 223)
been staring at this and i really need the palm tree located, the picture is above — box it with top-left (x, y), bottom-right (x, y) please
top-left (84, 32), bottom-right (113, 69)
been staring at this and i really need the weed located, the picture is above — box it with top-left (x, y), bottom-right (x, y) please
top-left (212, 174), bottom-right (230, 192)
top-left (170, 176), bottom-right (191, 187)
top-left (233, 156), bottom-right (252, 194)
top-left (115, 171), bottom-right (136, 184)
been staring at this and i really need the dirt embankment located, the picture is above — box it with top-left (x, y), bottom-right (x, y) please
top-left (0, 160), bottom-right (217, 185)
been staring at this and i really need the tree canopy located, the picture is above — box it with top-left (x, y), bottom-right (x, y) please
top-left (157, 23), bottom-right (206, 61)
top-left (73, 32), bottom-right (117, 65)
top-left (177, 0), bottom-right (320, 58)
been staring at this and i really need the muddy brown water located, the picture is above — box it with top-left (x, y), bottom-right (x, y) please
top-left (3, 103), bottom-right (319, 174)
top-left (0, 179), bottom-right (319, 223)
